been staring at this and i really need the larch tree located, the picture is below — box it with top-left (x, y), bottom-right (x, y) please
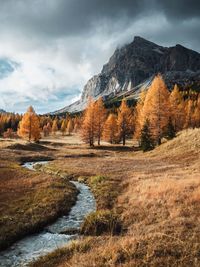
top-left (103, 113), bottom-right (118, 144)
top-left (18, 106), bottom-right (41, 142)
top-left (193, 96), bottom-right (200, 127)
top-left (52, 119), bottom-right (58, 135)
top-left (169, 84), bottom-right (185, 131)
top-left (94, 97), bottom-right (107, 145)
top-left (184, 99), bottom-right (195, 128)
top-left (67, 118), bottom-right (74, 135)
top-left (61, 119), bottom-right (67, 136)
top-left (81, 98), bottom-right (96, 146)
top-left (133, 90), bottom-right (147, 140)
top-left (46, 122), bottom-right (52, 135)
top-left (117, 99), bottom-right (132, 146)
top-left (142, 74), bottom-right (170, 145)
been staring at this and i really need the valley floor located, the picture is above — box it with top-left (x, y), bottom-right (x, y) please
top-left (0, 129), bottom-right (200, 266)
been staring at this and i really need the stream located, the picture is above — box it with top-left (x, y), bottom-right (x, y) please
top-left (0, 161), bottom-right (96, 267)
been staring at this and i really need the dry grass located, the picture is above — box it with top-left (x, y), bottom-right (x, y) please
top-left (1, 130), bottom-right (200, 266)
top-left (31, 129), bottom-right (200, 266)
top-left (0, 141), bottom-right (78, 250)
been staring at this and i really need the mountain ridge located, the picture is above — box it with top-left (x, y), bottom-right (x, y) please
top-left (51, 36), bottom-right (200, 115)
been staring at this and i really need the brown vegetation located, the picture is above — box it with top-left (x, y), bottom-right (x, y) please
top-left (31, 128), bottom-right (200, 266)
top-left (0, 141), bottom-right (78, 250)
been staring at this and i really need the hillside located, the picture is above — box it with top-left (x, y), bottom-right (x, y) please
top-left (52, 36), bottom-right (200, 115)
top-left (30, 128), bottom-right (200, 267)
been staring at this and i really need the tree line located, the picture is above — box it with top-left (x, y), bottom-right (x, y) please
top-left (81, 74), bottom-right (200, 150)
top-left (1, 74), bottom-right (200, 151)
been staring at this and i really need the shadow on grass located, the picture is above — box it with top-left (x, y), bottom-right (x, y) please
top-left (94, 145), bottom-right (140, 152)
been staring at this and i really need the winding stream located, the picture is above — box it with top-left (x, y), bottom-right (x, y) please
top-left (0, 161), bottom-right (96, 267)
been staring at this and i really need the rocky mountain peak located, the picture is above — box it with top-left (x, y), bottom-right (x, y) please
top-left (132, 36), bottom-right (159, 48)
top-left (51, 37), bottom-right (200, 115)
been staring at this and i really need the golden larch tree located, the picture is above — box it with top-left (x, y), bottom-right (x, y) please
top-left (103, 113), bottom-right (118, 144)
top-left (142, 74), bottom-right (170, 145)
top-left (18, 106), bottom-right (41, 142)
top-left (94, 97), bottom-right (107, 145)
top-left (193, 95), bottom-right (200, 127)
top-left (117, 99), bottom-right (132, 146)
top-left (61, 119), bottom-right (67, 136)
top-left (67, 118), bottom-right (74, 135)
top-left (52, 119), bottom-right (58, 135)
top-left (81, 98), bottom-right (96, 146)
top-left (169, 84), bottom-right (185, 131)
top-left (133, 90), bottom-right (147, 140)
top-left (184, 99), bottom-right (195, 128)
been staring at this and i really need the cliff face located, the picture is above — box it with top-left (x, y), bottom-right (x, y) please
top-left (52, 36), bottom-right (200, 114)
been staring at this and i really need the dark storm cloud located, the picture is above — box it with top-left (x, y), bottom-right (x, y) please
top-left (0, 0), bottom-right (199, 113)
top-left (0, 0), bottom-right (199, 49)
top-left (1, 0), bottom-right (199, 37)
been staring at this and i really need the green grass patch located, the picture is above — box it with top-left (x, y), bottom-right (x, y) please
top-left (0, 176), bottom-right (78, 250)
top-left (80, 210), bottom-right (122, 236)
top-left (88, 175), bottom-right (120, 209)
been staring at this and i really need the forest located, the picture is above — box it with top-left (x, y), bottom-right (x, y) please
top-left (1, 74), bottom-right (200, 151)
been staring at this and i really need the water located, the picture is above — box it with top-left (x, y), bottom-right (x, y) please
top-left (0, 162), bottom-right (96, 267)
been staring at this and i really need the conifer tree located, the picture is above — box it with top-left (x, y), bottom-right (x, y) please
top-left (103, 113), bottom-right (118, 144)
top-left (166, 117), bottom-right (176, 140)
top-left (117, 99), bottom-right (131, 146)
top-left (169, 84), bottom-right (185, 131)
top-left (43, 125), bottom-right (48, 137)
top-left (81, 98), bottom-right (96, 146)
top-left (61, 119), bottom-right (67, 136)
top-left (142, 74), bottom-right (170, 145)
top-left (140, 120), bottom-right (154, 152)
top-left (134, 90), bottom-right (147, 140)
top-left (94, 97), bottom-right (107, 145)
top-left (52, 119), bottom-right (58, 135)
top-left (67, 118), bottom-right (74, 135)
top-left (184, 99), bottom-right (195, 128)
top-left (193, 95), bottom-right (200, 127)
top-left (46, 122), bottom-right (52, 135)
top-left (18, 106), bottom-right (41, 142)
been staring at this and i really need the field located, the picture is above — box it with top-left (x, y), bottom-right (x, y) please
top-left (0, 129), bottom-right (200, 266)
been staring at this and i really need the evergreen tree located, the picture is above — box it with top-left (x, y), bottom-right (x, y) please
top-left (166, 117), bottom-right (176, 140)
top-left (140, 120), bottom-right (154, 152)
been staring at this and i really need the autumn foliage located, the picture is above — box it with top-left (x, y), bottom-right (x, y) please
top-left (18, 106), bottom-right (41, 142)
top-left (1, 74), bottom-right (200, 151)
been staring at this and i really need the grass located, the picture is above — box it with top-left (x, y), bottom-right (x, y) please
top-left (1, 130), bottom-right (200, 266)
top-left (30, 129), bottom-right (200, 266)
top-left (0, 159), bottom-right (78, 250)
top-left (80, 210), bottom-right (122, 235)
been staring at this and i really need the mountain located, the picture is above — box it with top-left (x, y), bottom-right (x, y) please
top-left (0, 109), bottom-right (6, 114)
top-left (52, 36), bottom-right (200, 115)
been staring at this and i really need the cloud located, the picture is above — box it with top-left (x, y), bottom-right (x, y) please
top-left (0, 0), bottom-right (199, 113)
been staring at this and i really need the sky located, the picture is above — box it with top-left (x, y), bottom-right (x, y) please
top-left (0, 0), bottom-right (199, 114)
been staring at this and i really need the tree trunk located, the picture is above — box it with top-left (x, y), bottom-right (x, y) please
top-left (123, 134), bottom-right (125, 146)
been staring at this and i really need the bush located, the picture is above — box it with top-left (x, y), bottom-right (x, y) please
top-left (80, 210), bottom-right (122, 236)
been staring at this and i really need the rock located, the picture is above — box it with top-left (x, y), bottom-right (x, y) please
top-left (51, 36), bottom-right (200, 115)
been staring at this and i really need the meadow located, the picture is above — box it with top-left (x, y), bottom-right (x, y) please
top-left (0, 129), bottom-right (199, 266)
